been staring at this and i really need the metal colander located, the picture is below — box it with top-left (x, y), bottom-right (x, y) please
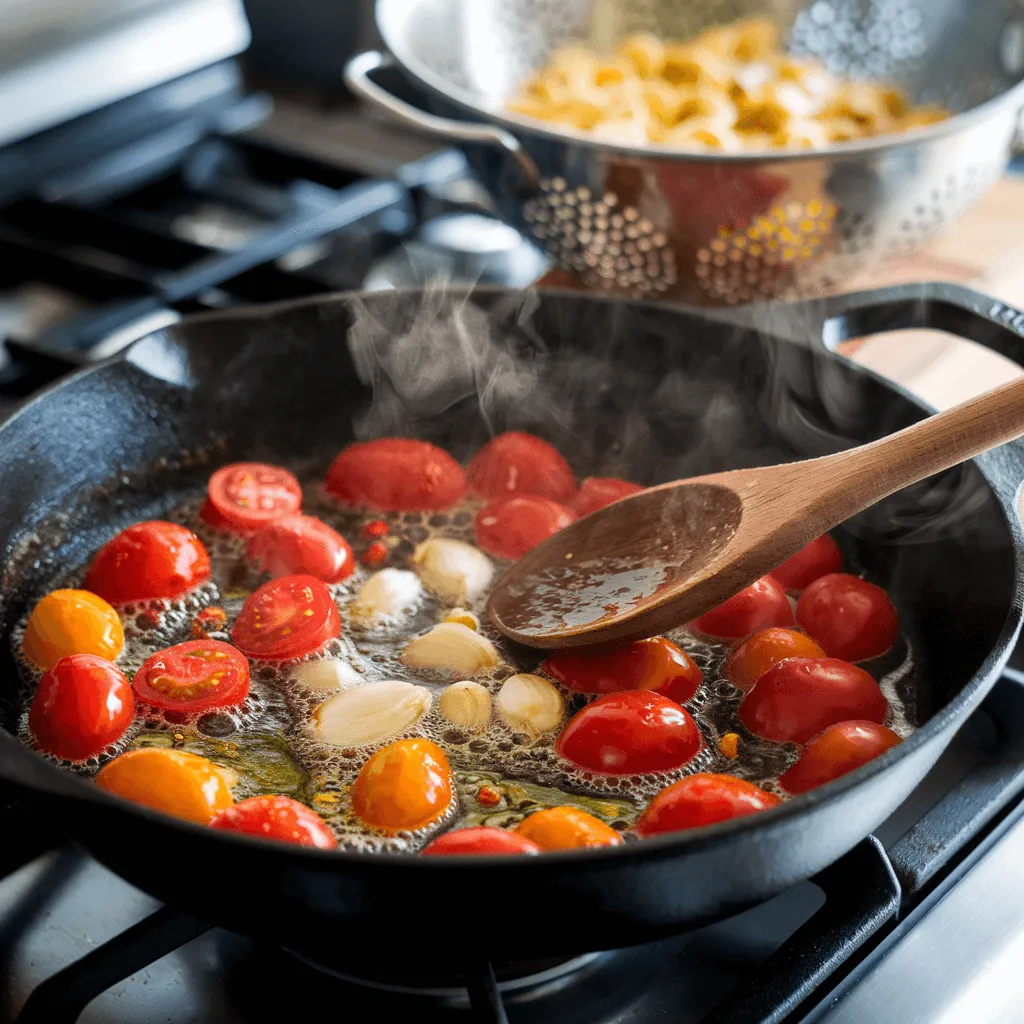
top-left (348, 0), bottom-right (1024, 303)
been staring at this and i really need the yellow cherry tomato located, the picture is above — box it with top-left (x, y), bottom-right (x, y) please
top-left (515, 806), bottom-right (622, 850)
top-left (95, 748), bottom-right (234, 824)
top-left (22, 589), bottom-right (124, 671)
top-left (352, 738), bottom-right (453, 834)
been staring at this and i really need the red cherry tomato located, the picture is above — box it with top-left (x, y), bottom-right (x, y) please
top-left (422, 827), bottom-right (541, 856)
top-left (636, 773), bottom-right (781, 836)
top-left (542, 636), bottom-right (702, 704)
top-left (201, 462), bottom-right (302, 533)
top-left (724, 628), bottom-right (825, 691)
top-left (29, 654), bottom-right (134, 760)
top-left (570, 477), bottom-right (644, 517)
top-left (556, 690), bottom-right (703, 775)
top-left (467, 431), bottom-right (575, 501)
top-left (132, 639), bottom-right (250, 713)
top-left (780, 721), bottom-right (902, 794)
top-left (84, 521), bottom-right (210, 605)
top-left (210, 795), bottom-right (337, 849)
top-left (796, 573), bottom-right (899, 662)
top-left (247, 514), bottom-right (354, 584)
top-left (738, 657), bottom-right (887, 744)
top-left (771, 534), bottom-right (843, 591)
top-left (326, 438), bottom-right (467, 512)
top-left (231, 574), bottom-right (340, 661)
top-left (693, 576), bottom-right (793, 640)
top-left (475, 496), bottom-right (574, 560)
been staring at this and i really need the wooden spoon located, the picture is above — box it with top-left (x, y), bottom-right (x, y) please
top-left (487, 374), bottom-right (1024, 649)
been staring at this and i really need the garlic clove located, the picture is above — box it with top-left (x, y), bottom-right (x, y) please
top-left (439, 680), bottom-right (492, 731)
top-left (496, 673), bottom-right (564, 739)
top-left (349, 568), bottom-right (422, 626)
top-left (444, 607), bottom-right (480, 630)
top-left (292, 658), bottom-right (363, 692)
top-left (413, 538), bottom-right (494, 606)
top-left (400, 622), bottom-right (499, 677)
top-left (312, 680), bottom-right (432, 747)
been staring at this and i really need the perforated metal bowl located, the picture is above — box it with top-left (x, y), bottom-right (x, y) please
top-left (347, 0), bottom-right (1024, 303)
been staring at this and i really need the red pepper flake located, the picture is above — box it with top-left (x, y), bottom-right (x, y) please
top-left (192, 606), bottom-right (228, 637)
top-left (477, 786), bottom-right (501, 807)
top-left (361, 540), bottom-right (389, 568)
top-left (362, 520), bottom-right (390, 539)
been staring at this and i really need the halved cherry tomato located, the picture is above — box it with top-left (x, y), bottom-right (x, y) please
top-left (326, 439), bottom-right (467, 512)
top-left (422, 827), bottom-right (540, 856)
top-left (231, 574), bottom-right (340, 661)
top-left (779, 721), bottom-right (902, 794)
top-left (468, 431), bottom-right (575, 502)
top-left (94, 747), bottom-right (234, 824)
top-left (738, 657), bottom-right (887, 744)
top-left (29, 654), bottom-right (134, 760)
top-left (84, 521), bottom-right (210, 605)
top-left (22, 589), bottom-right (124, 671)
top-left (542, 636), bottom-right (702, 704)
top-left (693, 576), bottom-right (793, 640)
top-left (210, 795), bottom-right (337, 848)
top-left (201, 462), bottom-right (302, 533)
top-left (570, 477), bottom-right (644, 517)
top-left (514, 806), bottom-right (622, 849)
top-left (770, 534), bottom-right (843, 591)
top-left (724, 628), bottom-right (825, 691)
top-left (556, 690), bottom-right (703, 775)
top-left (247, 514), bottom-right (354, 584)
top-left (352, 738), bottom-right (453, 834)
top-left (475, 496), bottom-right (574, 560)
top-left (796, 573), bottom-right (899, 662)
top-left (636, 773), bottom-right (781, 836)
top-left (132, 640), bottom-right (250, 713)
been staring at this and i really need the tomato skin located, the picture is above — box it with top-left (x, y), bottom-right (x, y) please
top-left (724, 628), bottom-right (825, 691)
top-left (422, 827), bottom-right (541, 856)
top-left (475, 496), bottom-right (574, 560)
top-left (132, 640), bottom-right (250, 713)
top-left (556, 690), bottom-right (703, 775)
top-left (570, 477), bottom-right (644, 517)
top-left (780, 721), bottom-right (902, 794)
top-left (326, 439), bottom-right (467, 512)
top-left (210, 795), bottom-right (337, 849)
top-left (636, 773), bottom-right (781, 836)
top-left (771, 534), bottom-right (843, 591)
top-left (514, 806), bottom-right (622, 849)
top-left (231, 574), bottom-right (340, 661)
top-left (693, 576), bottom-right (794, 640)
top-left (29, 654), bottom-right (134, 761)
top-left (202, 462), bottom-right (303, 533)
top-left (542, 636), bottom-right (702, 704)
top-left (22, 589), bottom-right (124, 671)
top-left (247, 514), bottom-right (354, 584)
top-left (84, 521), bottom-right (211, 605)
top-left (468, 431), bottom-right (575, 502)
top-left (738, 657), bottom-right (887, 744)
top-left (796, 573), bottom-right (899, 662)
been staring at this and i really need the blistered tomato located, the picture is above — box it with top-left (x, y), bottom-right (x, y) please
top-left (22, 589), bottom-right (124, 670)
top-left (570, 477), bottom-right (644, 517)
top-left (770, 534), bottom-right (843, 591)
top-left (636, 774), bottom-right (780, 836)
top-left (779, 721), bottom-right (902, 794)
top-left (201, 462), bottom-right (302, 533)
top-left (352, 738), bottom-right (453, 833)
top-left (796, 573), bottom-right (899, 662)
top-left (132, 639), bottom-right (250, 713)
top-left (468, 431), bottom-right (575, 501)
top-left (515, 806), bottom-right (622, 850)
top-left (693, 576), bottom-right (793, 640)
top-left (474, 496), bottom-right (574, 560)
top-left (422, 827), bottom-right (540, 856)
top-left (210, 795), bottom-right (337, 848)
top-left (231, 574), bottom-right (340, 661)
top-left (94, 748), bottom-right (234, 824)
top-left (724, 627), bottom-right (825, 691)
top-left (247, 513), bottom-right (354, 584)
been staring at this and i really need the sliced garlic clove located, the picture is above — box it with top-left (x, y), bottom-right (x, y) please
top-left (292, 658), bottom-right (363, 692)
top-left (312, 680), bottom-right (432, 747)
top-left (439, 680), bottom-right (492, 731)
top-left (400, 622), bottom-right (499, 677)
top-left (349, 568), bottom-right (422, 626)
top-left (413, 538), bottom-right (494, 606)
top-left (444, 607), bottom-right (480, 630)
top-left (496, 674), bottom-right (564, 739)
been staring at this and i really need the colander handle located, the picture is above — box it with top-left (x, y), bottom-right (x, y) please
top-left (344, 51), bottom-right (540, 186)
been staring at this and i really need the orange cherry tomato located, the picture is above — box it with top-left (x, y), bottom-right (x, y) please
top-left (22, 589), bottom-right (124, 670)
top-left (29, 654), bottom-right (134, 761)
top-left (779, 720), bottom-right (902, 794)
top-left (570, 477), bottom-right (644, 517)
top-left (132, 640), bottom-right (250, 713)
top-left (514, 806), bottom-right (622, 850)
top-left (636, 773), bottom-right (781, 836)
top-left (474, 496), bottom-right (574, 560)
top-left (770, 534), bottom-right (843, 591)
top-left (468, 431), bottom-right (576, 501)
top-left (210, 795), bottom-right (337, 848)
top-left (84, 521), bottom-right (210, 605)
top-left (352, 738), bottom-right (453, 834)
top-left (231, 574), bottom-right (340, 661)
top-left (422, 827), bottom-right (540, 856)
top-left (724, 628), bottom-right (825, 691)
top-left (94, 748), bottom-right (234, 824)
top-left (247, 513), bottom-right (354, 584)
top-left (201, 462), bottom-right (302, 533)
top-left (542, 636), bottom-right (702, 704)
top-left (693, 576), bottom-right (793, 640)
top-left (796, 573), bottom-right (899, 662)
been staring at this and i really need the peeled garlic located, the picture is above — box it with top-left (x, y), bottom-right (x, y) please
top-left (496, 674), bottom-right (564, 739)
top-left (400, 622), bottom-right (499, 676)
top-left (292, 658), bottom-right (362, 692)
top-left (444, 607), bottom-right (480, 630)
top-left (349, 569), bottom-right (422, 626)
top-left (312, 680), bottom-right (431, 747)
top-left (413, 538), bottom-right (494, 605)
top-left (439, 680), bottom-right (492, 731)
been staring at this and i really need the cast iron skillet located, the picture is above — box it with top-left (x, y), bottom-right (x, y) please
top-left (0, 283), bottom-right (1021, 963)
